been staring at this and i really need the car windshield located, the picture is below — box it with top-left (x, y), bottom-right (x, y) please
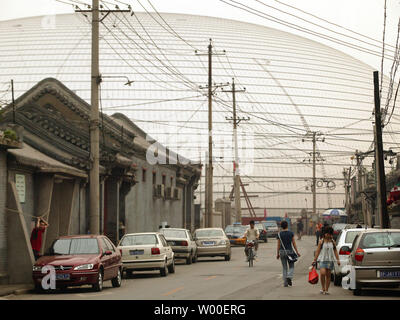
top-left (345, 231), bottom-right (362, 244)
top-left (160, 229), bottom-right (187, 239)
top-left (264, 222), bottom-right (277, 228)
top-left (50, 238), bottom-right (99, 255)
top-left (360, 232), bottom-right (400, 249)
top-left (120, 234), bottom-right (158, 246)
top-left (195, 229), bottom-right (224, 238)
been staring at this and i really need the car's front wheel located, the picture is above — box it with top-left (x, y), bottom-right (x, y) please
top-left (34, 283), bottom-right (43, 294)
top-left (111, 268), bottom-right (122, 287)
top-left (225, 253), bottom-right (231, 261)
top-left (92, 270), bottom-right (103, 292)
top-left (353, 283), bottom-right (362, 296)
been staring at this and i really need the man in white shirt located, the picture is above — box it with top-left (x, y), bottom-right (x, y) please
top-left (244, 220), bottom-right (260, 260)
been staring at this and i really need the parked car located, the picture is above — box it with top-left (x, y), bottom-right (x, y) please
top-left (262, 220), bottom-right (279, 238)
top-left (117, 232), bottom-right (175, 277)
top-left (332, 227), bottom-right (369, 286)
top-left (225, 224), bottom-right (247, 246)
top-left (345, 229), bottom-right (400, 295)
top-left (194, 228), bottom-right (231, 261)
top-left (159, 228), bottom-right (197, 264)
top-left (332, 223), bottom-right (347, 241)
top-left (32, 235), bottom-right (122, 292)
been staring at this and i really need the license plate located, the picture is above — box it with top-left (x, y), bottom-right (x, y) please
top-left (203, 241), bottom-right (215, 246)
top-left (56, 273), bottom-right (70, 280)
top-left (378, 270), bottom-right (400, 278)
top-left (130, 250), bottom-right (144, 255)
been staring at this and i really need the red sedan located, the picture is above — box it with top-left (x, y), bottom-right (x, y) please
top-left (32, 235), bottom-right (122, 292)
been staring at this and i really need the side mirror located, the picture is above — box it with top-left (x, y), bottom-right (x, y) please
top-left (103, 250), bottom-right (112, 256)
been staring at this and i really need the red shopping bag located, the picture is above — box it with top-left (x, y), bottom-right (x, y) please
top-left (308, 267), bottom-right (319, 285)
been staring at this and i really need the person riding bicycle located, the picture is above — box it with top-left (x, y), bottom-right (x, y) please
top-left (244, 221), bottom-right (259, 261)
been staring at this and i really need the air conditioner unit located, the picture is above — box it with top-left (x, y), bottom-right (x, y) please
top-left (166, 187), bottom-right (172, 200)
top-left (160, 184), bottom-right (165, 199)
top-left (153, 184), bottom-right (158, 198)
top-left (173, 188), bottom-right (181, 200)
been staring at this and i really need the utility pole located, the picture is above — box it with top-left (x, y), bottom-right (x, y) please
top-left (223, 78), bottom-right (249, 223)
top-left (11, 79), bottom-right (15, 123)
top-left (76, 2), bottom-right (130, 234)
top-left (302, 131), bottom-right (325, 220)
top-left (196, 40), bottom-right (226, 227)
top-left (373, 71), bottom-right (390, 228)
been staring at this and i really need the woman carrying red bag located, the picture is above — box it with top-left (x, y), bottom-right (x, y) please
top-left (312, 226), bottom-right (340, 295)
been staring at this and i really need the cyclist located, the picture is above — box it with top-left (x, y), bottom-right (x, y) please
top-left (244, 220), bottom-right (259, 261)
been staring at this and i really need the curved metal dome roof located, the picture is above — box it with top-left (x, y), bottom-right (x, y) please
top-left (0, 12), bottom-right (396, 216)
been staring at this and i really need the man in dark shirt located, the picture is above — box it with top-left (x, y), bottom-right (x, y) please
top-left (30, 217), bottom-right (49, 260)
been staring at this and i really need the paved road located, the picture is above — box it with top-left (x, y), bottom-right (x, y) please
top-left (4, 236), bottom-right (400, 300)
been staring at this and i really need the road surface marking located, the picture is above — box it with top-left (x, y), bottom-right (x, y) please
top-left (205, 275), bottom-right (217, 280)
top-left (162, 286), bottom-right (184, 296)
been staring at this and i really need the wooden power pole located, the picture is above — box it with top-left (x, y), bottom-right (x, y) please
top-left (76, 1), bottom-right (130, 234)
top-left (196, 40), bottom-right (226, 227)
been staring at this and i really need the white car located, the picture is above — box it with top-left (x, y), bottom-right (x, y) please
top-left (117, 232), bottom-right (175, 277)
top-left (332, 227), bottom-right (370, 286)
top-left (159, 228), bottom-right (198, 264)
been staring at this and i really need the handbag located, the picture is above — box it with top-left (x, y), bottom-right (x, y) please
top-left (278, 232), bottom-right (298, 263)
top-left (308, 266), bottom-right (319, 284)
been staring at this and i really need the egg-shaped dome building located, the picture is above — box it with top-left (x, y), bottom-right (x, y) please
top-left (0, 12), bottom-right (396, 217)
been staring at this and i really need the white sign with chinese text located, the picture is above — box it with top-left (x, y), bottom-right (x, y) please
top-left (15, 174), bottom-right (26, 203)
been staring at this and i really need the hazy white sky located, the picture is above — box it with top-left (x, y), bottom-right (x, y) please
top-left (0, 0), bottom-right (399, 73)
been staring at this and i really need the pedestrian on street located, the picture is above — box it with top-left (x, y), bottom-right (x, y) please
top-left (312, 226), bottom-right (340, 295)
top-left (277, 220), bottom-right (301, 287)
top-left (244, 220), bottom-right (259, 260)
top-left (297, 219), bottom-right (303, 240)
top-left (30, 217), bottom-right (49, 260)
top-left (315, 222), bottom-right (322, 246)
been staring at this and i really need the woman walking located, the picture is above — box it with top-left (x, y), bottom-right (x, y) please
top-left (312, 226), bottom-right (340, 295)
top-left (276, 220), bottom-right (301, 287)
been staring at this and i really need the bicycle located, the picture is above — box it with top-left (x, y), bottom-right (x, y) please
top-left (246, 240), bottom-right (256, 267)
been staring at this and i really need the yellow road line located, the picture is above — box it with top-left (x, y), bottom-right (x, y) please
top-left (205, 275), bottom-right (217, 280)
top-left (162, 286), bottom-right (184, 296)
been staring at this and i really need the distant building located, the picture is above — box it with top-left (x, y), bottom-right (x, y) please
top-left (0, 78), bottom-right (201, 284)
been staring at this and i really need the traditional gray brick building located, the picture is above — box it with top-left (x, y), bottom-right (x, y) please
top-left (0, 78), bottom-right (201, 284)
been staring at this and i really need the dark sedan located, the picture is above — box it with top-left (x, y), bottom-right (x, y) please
top-left (32, 235), bottom-right (122, 292)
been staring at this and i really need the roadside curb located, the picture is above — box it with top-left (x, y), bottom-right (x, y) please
top-left (0, 286), bottom-right (33, 298)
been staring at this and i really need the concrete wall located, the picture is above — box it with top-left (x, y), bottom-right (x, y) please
top-left (125, 160), bottom-right (184, 233)
top-left (0, 151), bottom-right (7, 276)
